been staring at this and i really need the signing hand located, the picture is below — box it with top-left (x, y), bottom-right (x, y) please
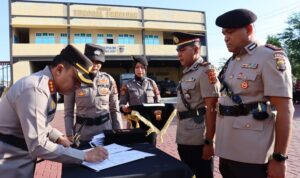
top-left (85, 146), bottom-right (108, 163)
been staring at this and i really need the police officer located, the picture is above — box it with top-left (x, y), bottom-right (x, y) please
top-left (64, 44), bottom-right (122, 144)
top-left (119, 56), bottom-right (161, 145)
top-left (173, 32), bottom-right (220, 178)
top-left (0, 45), bottom-right (108, 178)
top-left (215, 9), bottom-right (294, 178)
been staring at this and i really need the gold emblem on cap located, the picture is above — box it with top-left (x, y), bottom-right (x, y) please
top-left (173, 36), bottom-right (179, 44)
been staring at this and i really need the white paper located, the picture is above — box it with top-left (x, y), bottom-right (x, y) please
top-left (142, 103), bottom-right (165, 107)
top-left (104, 143), bottom-right (131, 154)
top-left (82, 144), bottom-right (155, 172)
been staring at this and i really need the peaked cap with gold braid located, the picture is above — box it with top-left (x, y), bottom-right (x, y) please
top-left (60, 44), bottom-right (94, 85)
top-left (172, 32), bottom-right (203, 51)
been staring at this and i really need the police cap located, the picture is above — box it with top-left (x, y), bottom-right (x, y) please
top-left (59, 44), bottom-right (93, 85)
top-left (172, 32), bottom-right (202, 51)
top-left (84, 43), bottom-right (105, 63)
top-left (215, 9), bottom-right (257, 28)
top-left (132, 56), bottom-right (148, 67)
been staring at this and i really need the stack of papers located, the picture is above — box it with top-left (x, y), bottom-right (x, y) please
top-left (82, 143), bottom-right (155, 172)
top-left (89, 133), bottom-right (105, 147)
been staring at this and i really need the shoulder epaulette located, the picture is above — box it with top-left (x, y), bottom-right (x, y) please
top-left (199, 61), bottom-right (211, 67)
top-left (265, 44), bottom-right (283, 51)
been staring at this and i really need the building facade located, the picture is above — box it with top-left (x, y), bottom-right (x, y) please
top-left (10, 0), bottom-right (208, 88)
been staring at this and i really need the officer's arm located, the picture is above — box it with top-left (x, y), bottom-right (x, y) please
top-left (16, 88), bottom-right (84, 163)
top-left (204, 97), bottom-right (218, 141)
top-left (269, 96), bottom-right (293, 156)
top-left (152, 81), bottom-right (161, 103)
top-left (64, 91), bottom-right (76, 137)
top-left (109, 78), bottom-right (122, 129)
top-left (119, 83), bottom-right (130, 113)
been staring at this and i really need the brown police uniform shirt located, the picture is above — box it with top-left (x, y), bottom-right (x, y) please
top-left (0, 67), bottom-right (85, 178)
top-left (176, 58), bottom-right (220, 145)
top-left (119, 77), bottom-right (161, 106)
top-left (215, 42), bottom-right (293, 164)
top-left (64, 71), bottom-right (122, 141)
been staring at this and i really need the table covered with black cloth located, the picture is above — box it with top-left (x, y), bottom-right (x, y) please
top-left (62, 143), bottom-right (194, 178)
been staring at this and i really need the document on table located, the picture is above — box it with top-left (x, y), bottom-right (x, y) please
top-left (81, 143), bottom-right (155, 172)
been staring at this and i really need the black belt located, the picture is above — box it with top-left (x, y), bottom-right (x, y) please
top-left (0, 133), bottom-right (28, 151)
top-left (76, 113), bottom-right (110, 126)
top-left (219, 102), bottom-right (267, 116)
top-left (178, 107), bottom-right (206, 120)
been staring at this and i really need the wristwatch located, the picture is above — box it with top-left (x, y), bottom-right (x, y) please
top-left (204, 139), bottom-right (214, 146)
top-left (272, 153), bottom-right (288, 162)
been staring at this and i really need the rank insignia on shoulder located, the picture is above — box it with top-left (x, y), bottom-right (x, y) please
top-left (206, 69), bottom-right (217, 84)
top-left (241, 63), bottom-right (258, 69)
top-left (48, 80), bottom-right (56, 94)
top-left (265, 44), bottom-right (283, 51)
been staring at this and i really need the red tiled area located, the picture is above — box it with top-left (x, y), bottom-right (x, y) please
top-left (35, 106), bottom-right (300, 178)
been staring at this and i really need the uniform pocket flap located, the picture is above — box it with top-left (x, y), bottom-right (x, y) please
top-left (232, 117), bottom-right (264, 131)
top-left (237, 72), bottom-right (257, 81)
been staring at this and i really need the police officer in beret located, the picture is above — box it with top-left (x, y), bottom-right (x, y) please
top-left (64, 43), bottom-right (122, 144)
top-left (0, 45), bottom-right (108, 178)
top-left (119, 55), bottom-right (161, 145)
top-left (215, 9), bottom-right (294, 178)
top-left (173, 32), bottom-right (220, 178)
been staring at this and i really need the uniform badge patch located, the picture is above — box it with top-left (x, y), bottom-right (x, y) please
top-left (77, 90), bottom-right (86, 97)
top-left (206, 69), bottom-right (217, 84)
top-left (98, 87), bottom-right (109, 95)
top-left (97, 78), bottom-right (109, 85)
top-left (276, 58), bottom-right (286, 72)
top-left (240, 81), bottom-right (249, 89)
top-left (274, 52), bottom-right (287, 72)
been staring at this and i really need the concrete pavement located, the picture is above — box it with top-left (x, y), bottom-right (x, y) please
top-left (34, 105), bottom-right (300, 178)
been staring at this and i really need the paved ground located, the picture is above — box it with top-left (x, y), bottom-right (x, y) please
top-left (34, 105), bottom-right (300, 178)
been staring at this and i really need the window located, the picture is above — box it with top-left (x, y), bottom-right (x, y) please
top-left (35, 32), bottom-right (55, 44)
top-left (106, 34), bottom-right (114, 44)
top-left (97, 34), bottom-right (104, 44)
top-left (118, 34), bottom-right (135, 44)
top-left (74, 33), bottom-right (93, 44)
top-left (145, 35), bottom-right (159, 45)
top-left (60, 33), bottom-right (68, 44)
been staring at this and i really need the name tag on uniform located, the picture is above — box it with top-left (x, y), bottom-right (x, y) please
top-left (185, 77), bottom-right (195, 82)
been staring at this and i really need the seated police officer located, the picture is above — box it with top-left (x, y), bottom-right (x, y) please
top-left (215, 9), bottom-right (294, 178)
top-left (64, 43), bottom-right (122, 146)
top-left (173, 32), bottom-right (220, 178)
top-left (0, 45), bottom-right (108, 178)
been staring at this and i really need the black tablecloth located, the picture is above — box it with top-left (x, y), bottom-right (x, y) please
top-left (62, 143), bottom-right (194, 178)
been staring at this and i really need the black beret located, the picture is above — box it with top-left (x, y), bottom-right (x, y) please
top-left (132, 56), bottom-right (148, 67)
top-left (60, 44), bottom-right (93, 85)
top-left (172, 32), bottom-right (202, 50)
top-left (215, 9), bottom-right (257, 28)
top-left (84, 43), bottom-right (105, 63)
